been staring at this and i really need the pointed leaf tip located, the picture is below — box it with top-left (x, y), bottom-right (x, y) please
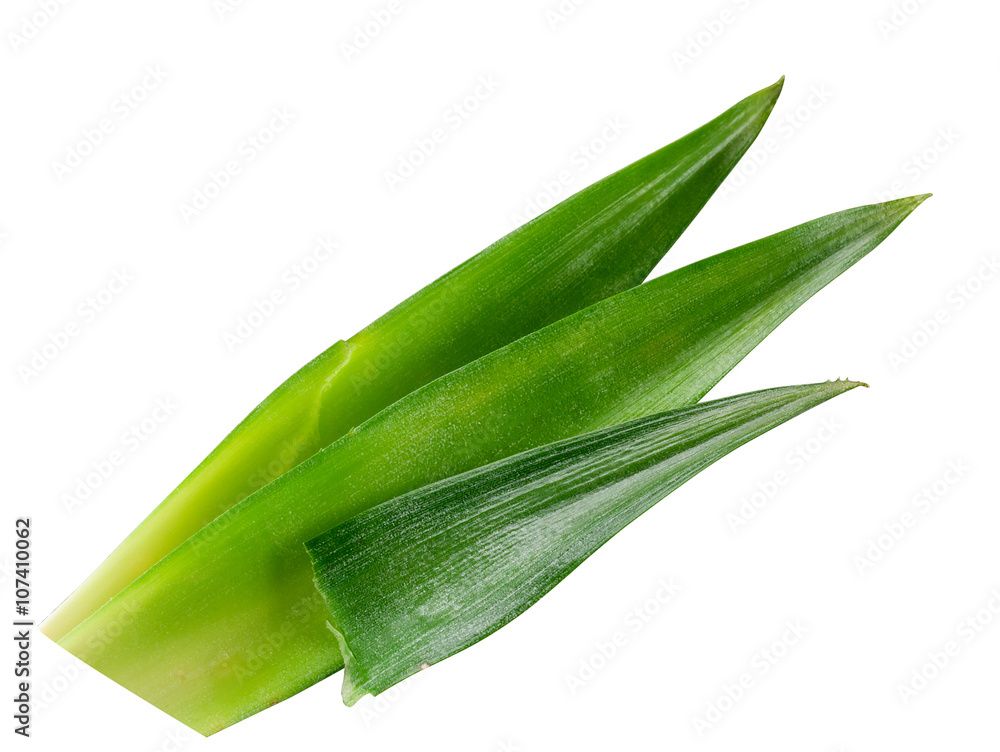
top-left (893, 193), bottom-right (932, 213)
top-left (874, 194), bottom-right (931, 227)
top-left (834, 378), bottom-right (869, 390)
top-left (744, 76), bottom-right (784, 120)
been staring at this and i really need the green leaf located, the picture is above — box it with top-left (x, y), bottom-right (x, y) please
top-left (56, 197), bottom-right (925, 735)
top-left (306, 380), bottom-right (865, 704)
top-left (44, 78), bottom-right (785, 642)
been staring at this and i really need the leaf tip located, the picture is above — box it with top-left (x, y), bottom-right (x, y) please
top-left (754, 75), bottom-right (785, 112)
top-left (893, 193), bottom-right (933, 215)
top-left (733, 76), bottom-right (785, 128)
top-left (829, 378), bottom-right (869, 391)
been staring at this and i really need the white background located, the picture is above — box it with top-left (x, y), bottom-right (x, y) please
top-left (3, 0), bottom-right (998, 749)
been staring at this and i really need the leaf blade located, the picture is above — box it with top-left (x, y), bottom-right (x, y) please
top-left (306, 380), bottom-right (865, 703)
top-left (57, 197), bottom-right (924, 734)
top-left (44, 78), bottom-right (785, 643)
